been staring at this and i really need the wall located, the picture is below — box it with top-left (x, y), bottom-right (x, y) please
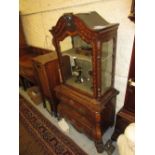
top-left (19, 0), bottom-right (135, 112)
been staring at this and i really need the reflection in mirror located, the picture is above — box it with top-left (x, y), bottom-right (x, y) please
top-left (60, 35), bottom-right (93, 95)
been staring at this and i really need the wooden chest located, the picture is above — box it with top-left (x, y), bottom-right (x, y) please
top-left (55, 85), bottom-right (118, 149)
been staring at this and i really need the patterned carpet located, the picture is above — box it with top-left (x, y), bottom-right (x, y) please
top-left (19, 96), bottom-right (87, 155)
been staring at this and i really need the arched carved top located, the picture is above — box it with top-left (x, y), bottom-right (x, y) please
top-left (50, 13), bottom-right (97, 44)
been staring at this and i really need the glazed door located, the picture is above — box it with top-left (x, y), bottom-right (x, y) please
top-left (124, 40), bottom-right (135, 113)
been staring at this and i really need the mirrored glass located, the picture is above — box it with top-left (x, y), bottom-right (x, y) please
top-left (60, 36), bottom-right (93, 95)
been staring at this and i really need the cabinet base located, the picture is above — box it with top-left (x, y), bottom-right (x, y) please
top-left (95, 140), bottom-right (104, 153)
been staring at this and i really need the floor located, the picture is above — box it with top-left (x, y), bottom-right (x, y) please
top-left (19, 87), bottom-right (119, 155)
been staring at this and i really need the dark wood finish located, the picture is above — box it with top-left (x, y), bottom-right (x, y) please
top-left (55, 85), bottom-right (118, 153)
top-left (111, 40), bottom-right (135, 141)
top-left (50, 12), bottom-right (119, 153)
top-left (124, 42), bottom-right (135, 113)
top-left (33, 52), bottom-right (61, 116)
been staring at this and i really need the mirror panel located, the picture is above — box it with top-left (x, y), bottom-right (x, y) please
top-left (60, 35), bottom-right (93, 95)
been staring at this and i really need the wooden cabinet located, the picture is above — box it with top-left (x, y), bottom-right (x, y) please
top-left (50, 12), bottom-right (119, 153)
top-left (33, 52), bottom-right (61, 116)
top-left (111, 40), bottom-right (135, 141)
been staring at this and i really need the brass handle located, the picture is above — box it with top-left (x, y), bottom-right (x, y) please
top-left (78, 108), bottom-right (86, 115)
top-left (69, 99), bottom-right (75, 106)
top-left (128, 78), bottom-right (135, 87)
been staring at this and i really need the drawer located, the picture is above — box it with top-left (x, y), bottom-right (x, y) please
top-left (58, 103), bottom-right (94, 139)
top-left (56, 93), bottom-right (97, 123)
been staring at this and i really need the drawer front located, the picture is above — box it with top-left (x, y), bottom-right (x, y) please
top-left (58, 103), bottom-right (94, 140)
top-left (56, 92), bottom-right (97, 123)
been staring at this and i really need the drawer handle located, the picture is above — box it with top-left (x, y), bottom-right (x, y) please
top-left (78, 108), bottom-right (86, 115)
top-left (128, 78), bottom-right (135, 87)
top-left (69, 99), bottom-right (75, 105)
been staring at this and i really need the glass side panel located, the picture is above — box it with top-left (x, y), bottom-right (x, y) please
top-left (60, 36), bottom-right (93, 95)
top-left (101, 39), bottom-right (113, 94)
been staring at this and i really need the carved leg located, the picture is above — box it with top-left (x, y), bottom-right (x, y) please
top-left (104, 139), bottom-right (115, 155)
top-left (52, 104), bottom-right (58, 117)
top-left (94, 140), bottom-right (104, 153)
top-left (57, 113), bottom-right (62, 121)
top-left (20, 76), bottom-right (27, 90)
top-left (42, 98), bottom-right (46, 108)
